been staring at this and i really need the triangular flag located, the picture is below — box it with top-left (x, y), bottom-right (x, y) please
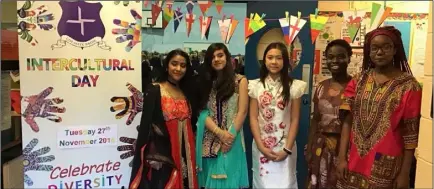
top-left (151, 3), bottom-right (162, 25)
top-left (310, 14), bottom-right (329, 44)
top-left (218, 18), bottom-right (231, 43)
top-left (250, 13), bottom-right (266, 32)
top-left (162, 7), bottom-right (174, 29)
top-left (226, 17), bottom-right (238, 43)
top-left (215, 0), bottom-right (224, 14)
top-left (185, 13), bottom-right (196, 37)
top-left (198, 1), bottom-right (212, 15)
top-left (377, 7), bottom-right (393, 28)
top-left (342, 11), bottom-right (365, 42)
top-left (288, 13), bottom-right (307, 44)
top-left (144, 0), bottom-right (150, 8)
top-left (173, 8), bottom-right (184, 33)
top-left (369, 3), bottom-right (393, 29)
top-left (165, 0), bottom-right (174, 9)
top-left (199, 16), bottom-right (213, 40)
top-left (279, 12), bottom-right (290, 45)
top-left (185, 0), bottom-right (194, 14)
top-left (370, 3), bottom-right (381, 27)
top-left (244, 18), bottom-right (253, 44)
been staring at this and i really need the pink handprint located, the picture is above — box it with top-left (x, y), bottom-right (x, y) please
top-left (110, 83), bottom-right (143, 125)
top-left (22, 87), bottom-right (65, 132)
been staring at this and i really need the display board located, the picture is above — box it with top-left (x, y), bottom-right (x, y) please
top-left (17, 1), bottom-right (142, 188)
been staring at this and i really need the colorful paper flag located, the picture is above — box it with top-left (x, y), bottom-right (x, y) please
top-left (215, 0), bottom-right (224, 14)
top-left (226, 17), bottom-right (238, 43)
top-left (288, 12), bottom-right (307, 44)
top-left (370, 3), bottom-right (393, 29)
top-left (165, 0), bottom-right (174, 9)
top-left (173, 8), bottom-right (184, 33)
top-left (151, 2), bottom-right (162, 25)
top-left (185, 0), bottom-right (194, 14)
top-left (198, 1), bottom-right (212, 15)
top-left (309, 14), bottom-right (329, 44)
top-left (162, 7), bottom-right (174, 29)
top-left (279, 12), bottom-right (290, 45)
top-left (185, 13), bottom-right (196, 37)
top-left (143, 0), bottom-right (150, 8)
top-left (218, 18), bottom-right (231, 43)
top-left (250, 13), bottom-right (266, 32)
top-left (342, 11), bottom-right (365, 42)
top-left (199, 16), bottom-right (213, 40)
top-left (244, 18), bottom-right (253, 44)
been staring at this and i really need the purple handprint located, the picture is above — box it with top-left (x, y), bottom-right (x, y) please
top-left (117, 136), bottom-right (137, 167)
top-left (22, 87), bottom-right (65, 132)
top-left (23, 138), bottom-right (55, 186)
top-left (110, 83), bottom-right (143, 125)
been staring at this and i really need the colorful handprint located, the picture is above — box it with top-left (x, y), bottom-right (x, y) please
top-left (22, 87), bottom-right (65, 132)
top-left (110, 83), bottom-right (143, 125)
top-left (117, 135), bottom-right (137, 167)
top-left (112, 9), bottom-right (142, 52)
top-left (114, 1), bottom-right (141, 6)
top-left (23, 138), bottom-right (55, 186)
top-left (17, 1), bottom-right (56, 46)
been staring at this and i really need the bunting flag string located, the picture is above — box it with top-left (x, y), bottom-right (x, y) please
top-left (185, 13), bottom-right (196, 37)
top-left (370, 3), bottom-right (393, 29)
top-left (226, 15), bottom-right (238, 43)
top-left (185, 0), bottom-right (194, 14)
top-left (173, 7), bottom-right (184, 33)
top-left (278, 12), bottom-right (291, 45)
top-left (198, 1), bottom-right (213, 15)
top-left (162, 6), bottom-right (174, 29)
top-left (215, 0), bottom-right (224, 14)
top-left (288, 12), bottom-right (307, 44)
top-left (199, 15), bottom-right (213, 40)
top-left (218, 15), bottom-right (231, 42)
top-left (310, 8), bottom-right (329, 44)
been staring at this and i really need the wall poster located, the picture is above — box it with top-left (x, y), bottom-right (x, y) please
top-left (18, 1), bottom-right (142, 188)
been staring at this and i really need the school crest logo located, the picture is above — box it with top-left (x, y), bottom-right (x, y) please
top-left (51, 1), bottom-right (111, 50)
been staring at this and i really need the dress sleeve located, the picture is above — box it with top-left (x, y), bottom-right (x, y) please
top-left (400, 88), bottom-right (422, 149)
top-left (290, 80), bottom-right (307, 99)
top-left (248, 79), bottom-right (259, 99)
top-left (340, 78), bottom-right (358, 111)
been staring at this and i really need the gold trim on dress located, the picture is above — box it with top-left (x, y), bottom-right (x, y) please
top-left (183, 121), bottom-right (195, 188)
top-left (211, 174), bottom-right (228, 179)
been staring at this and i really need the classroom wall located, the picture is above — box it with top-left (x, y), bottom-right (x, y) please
top-left (415, 1), bottom-right (432, 188)
top-left (318, 1), bottom-right (430, 13)
top-left (141, 2), bottom-right (246, 54)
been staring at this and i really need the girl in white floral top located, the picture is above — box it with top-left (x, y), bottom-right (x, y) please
top-left (248, 42), bottom-right (307, 188)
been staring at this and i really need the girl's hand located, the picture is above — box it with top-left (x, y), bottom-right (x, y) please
top-left (258, 145), bottom-right (278, 160)
top-left (273, 150), bottom-right (289, 162)
top-left (394, 172), bottom-right (410, 189)
top-left (218, 130), bottom-right (235, 146)
top-left (336, 159), bottom-right (348, 180)
top-left (221, 143), bottom-right (232, 153)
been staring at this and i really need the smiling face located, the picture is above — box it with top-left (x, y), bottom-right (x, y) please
top-left (167, 55), bottom-right (187, 82)
top-left (264, 48), bottom-right (284, 75)
top-left (211, 49), bottom-right (227, 71)
top-left (325, 45), bottom-right (350, 75)
top-left (369, 35), bottom-right (396, 67)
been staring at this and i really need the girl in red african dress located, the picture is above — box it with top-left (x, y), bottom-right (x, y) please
top-left (336, 26), bottom-right (422, 189)
top-left (129, 49), bottom-right (198, 189)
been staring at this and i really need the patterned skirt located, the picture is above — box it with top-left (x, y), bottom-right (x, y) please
top-left (306, 133), bottom-right (340, 189)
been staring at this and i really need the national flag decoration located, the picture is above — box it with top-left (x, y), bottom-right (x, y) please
top-left (185, 0), bottom-right (194, 14)
top-left (173, 7), bottom-right (184, 33)
top-left (199, 15), bottom-right (213, 40)
top-left (218, 17), bottom-right (231, 42)
top-left (309, 10), bottom-right (329, 44)
top-left (226, 15), bottom-right (238, 43)
top-left (215, 0), bottom-right (224, 14)
top-left (370, 3), bottom-right (393, 29)
top-left (198, 1), bottom-right (212, 15)
top-left (279, 12), bottom-right (290, 45)
top-left (185, 13), bottom-right (196, 37)
top-left (162, 6), bottom-right (174, 29)
top-left (143, 0), bottom-right (150, 8)
top-left (342, 10), bottom-right (365, 42)
top-left (288, 12), bottom-right (307, 44)
top-left (151, 2), bottom-right (162, 26)
top-left (165, 0), bottom-right (174, 9)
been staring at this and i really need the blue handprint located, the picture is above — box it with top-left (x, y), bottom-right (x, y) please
top-left (23, 138), bottom-right (55, 186)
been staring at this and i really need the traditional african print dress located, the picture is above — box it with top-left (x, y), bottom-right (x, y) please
top-left (248, 77), bottom-right (307, 189)
top-left (306, 79), bottom-right (348, 189)
top-left (337, 70), bottom-right (422, 189)
top-left (196, 74), bottom-right (250, 189)
top-left (130, 84), bottom-right (198, 189)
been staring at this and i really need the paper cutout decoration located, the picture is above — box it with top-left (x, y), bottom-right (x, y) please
top-left (226, 16), bottom-right (238, 43)
top-left (151, 2), bottom-right (162, 25)
top-left (143, 0), bottom-right (150, 8)
top-left (173, 8), bottom-right (184, 33)
top-left (342, 10), bottom-right (365, 42)
top-left (165, 0), bottom-right (174, 9)
top-left (244, 16), bottom-right (254, 44)
top-left (162, 7), bottom-right (174, 29)
top-left (185, 13), bottom-right (196, 37)
top-left (279, 12), bottom-right (290, 45)
top-left (288, 12), bottom-right (307, 44)
top-left (310, 12), bottom-right (329, 44)
top-left (198, 1), bottom-right (212, 15)
top-left (199, 16), bottom-right (213, 40)
top-left (218, 18), bottom-right (231, 43)
top-left (249, 13), bottom-right (266, 33)
top-left (185, 0), bottom-right (194, 14)
top-left (370, 3), bottom-right (393, 29)
top-left (215, 0), bottom-right (224, 14)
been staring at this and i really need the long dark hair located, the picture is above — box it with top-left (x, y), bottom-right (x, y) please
top-left (260, 42), bottom-right (293, 104)
top-left (157, 49), bottom-right (195, 106)
top-left (197, 43), bottom-right (236, 110)
top-left (363, 26), bottom-right (412, 74)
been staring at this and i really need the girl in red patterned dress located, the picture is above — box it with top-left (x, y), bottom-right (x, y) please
top-left (129, 49), bottom-right (198, 189)
top-left (336, 26), bottom-right (422, 189)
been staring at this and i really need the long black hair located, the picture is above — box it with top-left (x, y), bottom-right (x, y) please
top-left (157, 49), bottom-right (195, 106)
top-left (363, 26), bottom-right (412, 74)
top-left (197, 43), bottom-right (236, 110)
top-left (259, 42), bottom-right (293, 104)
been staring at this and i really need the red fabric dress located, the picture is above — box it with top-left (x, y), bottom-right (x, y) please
top-left (337, 70), bottom-right (422, 189)
top-left (160, 86), bottom-right (198, 189)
